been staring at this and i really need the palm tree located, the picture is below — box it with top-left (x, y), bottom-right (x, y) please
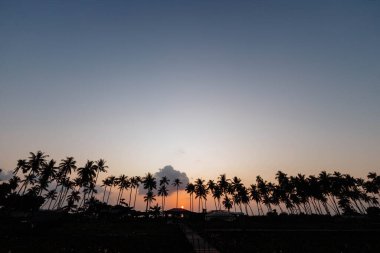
top-left (159, 176), bottom-right (170, 211)
top-left (132, 176), bottom-right (141, 208)
top-left (212, 185), bottom-right (223, 210)
top-left (172, 178), bottom-right (182, 208)
top-left (207, 180), bottom-right (218, 210)
top-left (106, 175), bottom-right (116, 205)
top-left (142, 173), bottom-right (156, 191)
top-left (19, 151), bottom-right (48, 195)
top-left (249, 184), bottom-right (264, 215)
top-left (217, 174), bottom-right (230, 195)
top-left (38, 159), bottom-right (57, 197)
top-left (77, 160), bottom-right (96, 207)
top-left (55, 157), bottom-right (77, 209)
top-left (194, 178), bottom-right (207, 212)
top-left (222, 195), bottom-right (233, 212)
top-left (144, 190), bottom-right (156, 213)
top-left (239, 186), bottom-right (253, 215)
top-left (66, 190), bottom-right (81, 212)
top-left (158, 185), bottom-right (169, 211)
top-left (44, 189), bottom-right (57, 210)
top-left (101, 177), bottom-right (111, 203)
top-left (13, 159), bottom-right (27, 176)
top-left (142, 173), bottom-right (157, 212)
top-left (91, 159), bottom-right (108, 198)
top-left (256, 176), bottom-right (272, 213)
top-left (185, 183), bottom-right (195, 212)
top-left (116, 174), bottom-right (129, 205)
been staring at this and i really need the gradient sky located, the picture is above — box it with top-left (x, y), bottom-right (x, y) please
top-left (1, 0), bottom-right (380, 188)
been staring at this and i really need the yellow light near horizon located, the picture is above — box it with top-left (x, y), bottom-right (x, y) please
top-left (181, 205), bottom-right (184, 209)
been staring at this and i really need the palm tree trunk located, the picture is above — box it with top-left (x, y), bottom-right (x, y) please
top-left (102, 186), bottom-right (107, 203)
top-left (128, 187), bottom-right (133, 206)
top-left (176, 186), bottom-right (179, 208)
top-left (134, 187), bottom-right (138, 207)
top-left (91, 171), bottom-right (99, 199)
top-left (106, 186), bottom-right (113, 205)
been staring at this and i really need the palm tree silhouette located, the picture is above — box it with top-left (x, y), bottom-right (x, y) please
top-left (185, 183), bottom-right (195, 212)
top-left (158, 185), bottom-right (168, 211)
top-left (18, 151), bottom-right (48, 195)
top-left (172, 178), bottom-right (182, 208)
top-left (158, 176), bottom-right (170, 211)
top-left (77, 160), bottom-right (96, 207)
top-left (142, 173), bottom-right (157, 212)
top-left (106, 175), bottom-right (116, 205)
top-left (195, 178), bottom-right (208, 212)
top-left (222, 195), bottom-right (233, 213)
top-left (116, 174), bottom-right (128, 205)
top-left (249, 184), bottom-right (264, 215)
top-left (91, 159), bottom-right (108, 198)
top-left (38, 159), bottom-right (57, 197)
top-left (55, 157), bottom-right (77, 209)
top-left (144, 190), bottom-right (156, 213)
top-left (207, 180), bottom-right (218, 210)
top-left (132, 176), bottom-right (141, 208)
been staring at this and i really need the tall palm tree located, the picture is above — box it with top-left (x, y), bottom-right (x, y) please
top-left (142, 173), bottom-right (157, 192)
top-left (13, 159), bottom-right (27, 176)
top-left (91, 159), bottom-right (108, 198)
top-left (142, 173), bottom-right (157, 212)
top-left (185, 183), bottom-right (195, 212)
top-left (116, 174), bottom-right (129, 205)
top-left (172, 178), bottom-right (182, 208)
top-left (256, 176), bottom-right (272, 213)
top-left (222, 195), bottom-right (233, 213)
top-left (212, 185), bottom-right (223, 210)
top-left (249, 184), bottom-right (264, 215)
top-left (144, 190), bottom-right (156, 213)
top-left (19, 151), bottom-right (48, 195)
top-left (159, 176), bottom-right (170, 210)
top-left (239, 186), bottom-right (253, 215)
top-left (101, 177), bottom-right (111, 203)
top-left (106, 175), bottom-right (116, 205)
top-left (55, 157), bottom-right (77, 209)
top-left (44, 189), bottom-right (57, 210)
top-left (207, 180), bottom-right (218, 210)
top-left (217, 174), bottom-right (229, 195)
top-left (132, 176), bottom-right (141, 208)
top-left (158, 185), bottom-right (169, 211)
top-left (195, 178), bottom-right (207, 212)
top-left (77, 160), bottom-right (97, 207)
top-left (38, 159), bottom-right (57, 197)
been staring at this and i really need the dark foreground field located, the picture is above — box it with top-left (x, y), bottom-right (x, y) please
top-left (0, 214), bottom-right (192, 253)
top-left (1, 213), bottom-right (379, 253)
top-left (191, 215), bottom-right (380, 253)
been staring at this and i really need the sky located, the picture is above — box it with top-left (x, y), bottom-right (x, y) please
top-left (1, 0), bottom-right (380, 200)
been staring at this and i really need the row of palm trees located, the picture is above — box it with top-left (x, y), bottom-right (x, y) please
top-left (184, 171), bottom-right (380, 215)
top-left (0, 151), bottom-right (185, 212)
top-left (1, 151), bottom-right (379, 216)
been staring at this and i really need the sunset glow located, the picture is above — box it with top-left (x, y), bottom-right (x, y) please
top-left (1, 0), bottom-right (379, 212)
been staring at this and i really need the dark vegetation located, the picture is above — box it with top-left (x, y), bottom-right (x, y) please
top-left (0, 214), bottom-right (192, 253)
top-left (188, 215), bottom-right (380, 253)
top-left (1, 151), bottom-right (380, 252)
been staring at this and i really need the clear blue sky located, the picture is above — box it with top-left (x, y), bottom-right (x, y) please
top-left (1, 0), bottom-right (379, 182)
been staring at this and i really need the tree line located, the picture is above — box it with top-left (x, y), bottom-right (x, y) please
top-left (0, 151), bottom-right (379, 216)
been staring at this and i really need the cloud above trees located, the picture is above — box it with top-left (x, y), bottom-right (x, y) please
top-left (139, 165), bottom-right (189, 195)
